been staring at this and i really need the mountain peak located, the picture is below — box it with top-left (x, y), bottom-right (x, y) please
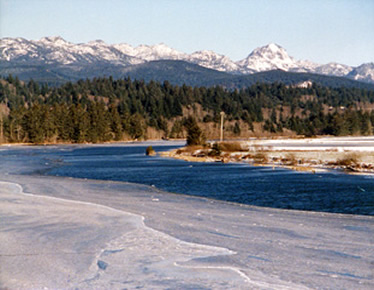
top-left (39, 36), bottom-right (67, 44)
top-left (265, 43), bottom-right (284, 51)
top-left (88, 39), bottom-right (106, 45)
top-left (1, 36), bottom-right (373, 84)
top-left (133, 43), bottom-right (185, 61)
top-left (187, 50), bottom-right (239, 72)
top-left (250, 43), bottom-right (288, 57)
top-left (347, 62), bottom-right (374, 82)
top-left (152, 43), bottom-right (169, 48)
top-left (237, 43), bottom-right (298, 73)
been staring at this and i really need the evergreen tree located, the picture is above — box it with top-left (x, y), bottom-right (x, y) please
top-left (233, 121), bottom-right (241, 136)
top-left (53, 103), bottom-right (73, 141)
top-left (184, 116), bottom-right (206, 146)
top-left (71, 104), bottom-right (90, 143)
top-left (128, 113), bottom-right (145, 140)
top-left (169, 119), bottom-right (184, 138)
top-left (2, 75), bottom-right (374, 143)
top-left (108, 104), bottom-right (123, 141)
top-left (86, 100), bottom-right (111, 143)
top-left (24, 104), bottom-right (47, 143)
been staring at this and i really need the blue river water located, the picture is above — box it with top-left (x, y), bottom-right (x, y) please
top-left (38, 142), bottom-right (374, 216)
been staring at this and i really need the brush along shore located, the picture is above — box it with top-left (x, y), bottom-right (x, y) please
top-left (160, 138), bottom-right (374, 175)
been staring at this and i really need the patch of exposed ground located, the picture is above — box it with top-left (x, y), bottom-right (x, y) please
top-left (161, 137), bottom-right (374, 175)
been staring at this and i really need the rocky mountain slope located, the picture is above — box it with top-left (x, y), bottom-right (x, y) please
top-left (1, 36), bottom-right (373, 85)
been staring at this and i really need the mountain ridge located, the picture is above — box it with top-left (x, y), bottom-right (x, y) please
top-left (1, 36), bottom-right (374, 86)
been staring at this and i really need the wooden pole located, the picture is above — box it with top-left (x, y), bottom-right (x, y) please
top-left (0, 113), bottom-right (3, 144)
top-left (220, 111), bottom-right (225, 142)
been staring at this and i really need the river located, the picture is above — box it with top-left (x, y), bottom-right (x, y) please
top-left (8, 141), bottom-right (369, 216)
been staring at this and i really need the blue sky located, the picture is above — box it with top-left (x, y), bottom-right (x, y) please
top-left (1, 0), bottom-right (373, 66)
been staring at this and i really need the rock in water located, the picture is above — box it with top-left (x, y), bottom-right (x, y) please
top-left (146, 146), bottom-right (156, 156)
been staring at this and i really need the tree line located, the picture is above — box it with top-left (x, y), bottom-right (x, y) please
top-left (0, 74), bottom-right (374, 143)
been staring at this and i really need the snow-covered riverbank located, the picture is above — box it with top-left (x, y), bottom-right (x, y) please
top-left (0, 144), bottom-right (373, 289)
top-left (163, 136), bottom-right (374, 174)
top-left (1, 175), bottom-right (373, 289)
top-left (245, 136), bottom-right (374, 152)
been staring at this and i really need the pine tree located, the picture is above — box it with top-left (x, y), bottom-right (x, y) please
top-left (71, 104), bottom-right (90, 143)
top-left (169, 119), bottom-right (184, 138)
top-left (233, 121), bottom-right (241, 136)
top-left (24, 104), bottom-right (46, 143)
top-left (128, 114), bottom-right (145, 140)
top-left (53, 103), bottom-right (73, 141)
top-left (184, 116), bottom-right (206, 146)
top-left (109, 104), bottom-right (123, 141)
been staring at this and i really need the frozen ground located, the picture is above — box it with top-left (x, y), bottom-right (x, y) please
top-left (0, 145), bottom-right (374, 289)
top-left (245, 136), bottom-right (374, 152)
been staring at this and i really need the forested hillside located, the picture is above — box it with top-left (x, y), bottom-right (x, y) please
top-left (1, 75), bottom-right (374, 144)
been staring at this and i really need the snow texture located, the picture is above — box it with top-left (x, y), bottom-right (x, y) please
top-left (0, 144), bottom-right (373, 289)
top-left (1, 36), bottom-right (373, 82)
top-left (245, 136), bottom-right (374, 152)
top-left (347, 63), bottom-right (374, 83)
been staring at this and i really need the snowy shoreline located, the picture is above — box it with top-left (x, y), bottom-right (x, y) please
top-left (162, 136), bottom-right (374, 175)
top-left (0, 180), bottom-right (248, 289)
top-left (1, 175), bottom-right (373, 289)
top-left (1, 143), bottom-right (374, 289)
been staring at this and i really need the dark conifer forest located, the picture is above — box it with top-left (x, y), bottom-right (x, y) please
top-left (1, 75), bottom-right (374, 144)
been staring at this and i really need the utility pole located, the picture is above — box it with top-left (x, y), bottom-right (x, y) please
top-left (220, 111), bottom-right (225, 142)
top-left (0, 113), bottom-right (3, 144)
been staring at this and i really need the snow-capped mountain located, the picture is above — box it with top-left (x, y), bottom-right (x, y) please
top-left (314, 63), bottom-right (353, 76)
top-left (0, 36), bottom-right (142, 66)
top-left (0, 37), bottom-right (42, 63)
top-left (0, 36), bottom-right (373, 83)
top-left (237, 43), bottom-right (300, 73)
top-left (346, 63), bottom-right (374, 83)
top-left (101, 44), bottom-right (239, 72)
top-left (114, 43), bottom-right (186, 61)
top-left (186, 50), bottom-right (240, 73)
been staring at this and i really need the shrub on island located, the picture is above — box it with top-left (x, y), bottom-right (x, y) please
top-left (146, 146), bottom-right (156, 156)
